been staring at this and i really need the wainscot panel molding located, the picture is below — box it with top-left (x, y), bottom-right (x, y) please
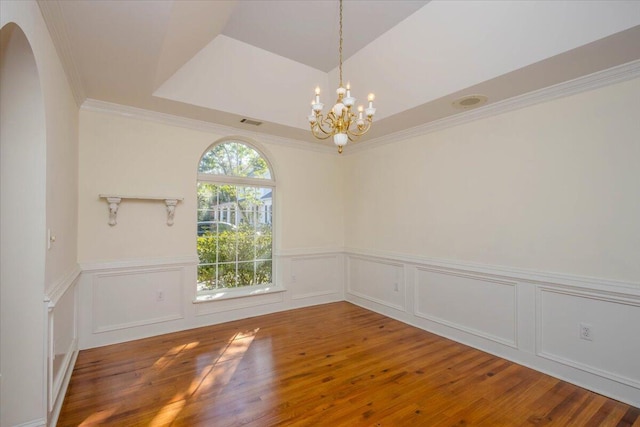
top-left (290, 254), bottom-right (342, 300)
top-left (347, 255), bottom-right (405, 312)
top-left (343, 247), bottom-right (640, 407)
top-left (414, 267), bottom-right (517, 348)
top-left (92, 267), bottom-right (185, 333)
top-left (537, 285), bottom-right (640, 389)
top-left (45, 266), bottom-right (80, 427)
top-left (78, 251), bottom-right (345, 350)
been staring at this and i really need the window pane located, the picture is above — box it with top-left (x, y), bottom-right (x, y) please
top-left (256, 226), bottom-right (272, 260)
top-left (237, 261), bottom-right (255, 287)
top-left (197, 234), bottom-right (219, 264)
top-left (198, 142), bottom-right (271, 179)
top-left (255, 261), bottom-right (272, 286)
top-left (218, 263), bottom-right (238, 288)
top-left (197, 265), bottom-right (216, 290)
top-left (236, 224), bottom-right (256, 262)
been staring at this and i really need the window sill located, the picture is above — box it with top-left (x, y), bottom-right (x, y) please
top-left (193, 285), bottom-right (286, 303)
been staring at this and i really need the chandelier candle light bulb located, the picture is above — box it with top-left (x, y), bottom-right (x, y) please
top-left (307, 0), bottom-right (376, 154)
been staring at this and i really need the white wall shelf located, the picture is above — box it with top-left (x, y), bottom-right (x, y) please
top-left (98, 195), bottom-right (183, 226)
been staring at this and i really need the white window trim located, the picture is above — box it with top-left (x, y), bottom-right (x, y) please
top-left (196, 140), bottom-right (277, 300)
top-left (193, 283), bottom-right (286, 303)
top-left (197, 173), bottom-right (274, 188)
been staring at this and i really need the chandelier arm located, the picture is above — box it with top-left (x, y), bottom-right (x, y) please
top-left (314, 115), bottom-right (336, 136)
top-left (310, 125), bottom-right (332, 140)
top-left (346, 119), bottom-right (373, 138)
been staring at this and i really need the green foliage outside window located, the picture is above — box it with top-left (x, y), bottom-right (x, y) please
top-left (197, 224), bottom-right (272, 290)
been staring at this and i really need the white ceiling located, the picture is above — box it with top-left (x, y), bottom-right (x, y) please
top-left (41, 0), bottom-right (640, 147)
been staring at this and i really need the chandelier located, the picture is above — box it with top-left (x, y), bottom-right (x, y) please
top-left (308, 0), bottom-right (376, 154)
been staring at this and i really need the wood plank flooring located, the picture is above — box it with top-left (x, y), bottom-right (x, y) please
top-left (58, 302), bottom-right (639, 426)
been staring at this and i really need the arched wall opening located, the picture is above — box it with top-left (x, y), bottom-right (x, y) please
top-left (0, 22), bottom-right (48, 426)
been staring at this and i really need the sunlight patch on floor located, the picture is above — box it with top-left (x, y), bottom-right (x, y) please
top-left (79, 408), bottom-right (115, 426)
top-left (149, 400), bottom-right (186, 427)
top-left (146, 329), bottom-right (261, 425)
top-left (153, 341), bottom-right (200, 371)
top-left (190, 329), bottom-right (259, 397)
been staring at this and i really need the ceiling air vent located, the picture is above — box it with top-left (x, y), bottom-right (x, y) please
top-left (452, 94), bottom-right (488, 110)
top-left (240, 118), bottom-right (263, 126)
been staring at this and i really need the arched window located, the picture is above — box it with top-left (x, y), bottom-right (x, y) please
top-left (196, 140), bottom-right (274, 296)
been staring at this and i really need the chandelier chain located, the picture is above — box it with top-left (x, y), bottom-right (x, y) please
top-left (339, 0), bottom-right (343, 87)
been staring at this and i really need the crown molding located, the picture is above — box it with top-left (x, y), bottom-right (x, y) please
top-left (348, 59), bottom-right (640, 155)
top-left (81, 59), bottom-right (640, 156)
top-left (37, 0), bottom-right (86, 107)
top-left (81, 99), bottom-right (335, 154)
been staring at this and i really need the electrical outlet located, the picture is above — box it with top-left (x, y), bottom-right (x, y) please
top-left (579, 323), bottom-right (593, 341)
top-left (156, 290), bottom-right (164, 302)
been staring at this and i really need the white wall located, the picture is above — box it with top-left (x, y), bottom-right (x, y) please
top-left (78, 111), bottom-right (344, 261)
top-left (345, 77), bottom-right (640, 282)
top-left (76, 109), bottom-right (345, 349)
top-left (1, 1), bottom-right (80, 426)
top-left (343, 77), bottom-right (640, 407)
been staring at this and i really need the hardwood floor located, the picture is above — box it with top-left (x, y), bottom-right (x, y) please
top-left (58, 302), bottom-right (639, 426)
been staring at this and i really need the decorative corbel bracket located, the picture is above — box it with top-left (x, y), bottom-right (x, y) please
top-left (99, 195), bottom-right (183, 226)
top-left (165, 199), bottom-right (179, 226)
top-left (106, 197), bottom-right (121, 226)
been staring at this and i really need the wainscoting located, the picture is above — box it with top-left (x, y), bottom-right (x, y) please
top-left (61, 247), bottom-right (640, 418)
top-left (46, 267), bottom-right (80, 427)
top-left (345, 248), bottom-right (640, 408)
top-left (77, 250), bottom-right (345, 350)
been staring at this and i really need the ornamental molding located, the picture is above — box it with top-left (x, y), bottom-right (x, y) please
top-left (347, 59), bottom-right (640, 154)
top-left (80, 60), bottom-right (640, 156)
top-left (81, 99), bottom-right (334, 154)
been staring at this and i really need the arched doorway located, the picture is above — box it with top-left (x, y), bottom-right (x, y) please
top-left (1, 23), bottom-right (47, 425)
